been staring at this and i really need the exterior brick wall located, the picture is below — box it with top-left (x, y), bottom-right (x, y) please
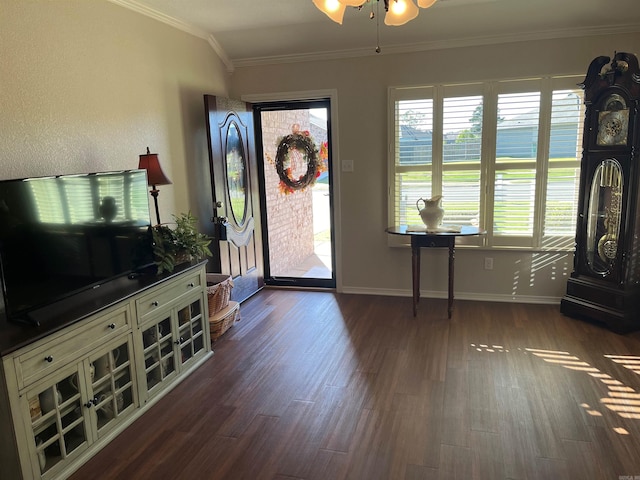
top-left (261, 110), bottom-right (318, 276)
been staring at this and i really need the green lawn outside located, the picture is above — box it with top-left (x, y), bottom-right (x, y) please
top-left (398, 158), bottom-right (579, 233)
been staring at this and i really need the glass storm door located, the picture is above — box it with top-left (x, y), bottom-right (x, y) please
top-left (254, 99), bottom-right (336, 289)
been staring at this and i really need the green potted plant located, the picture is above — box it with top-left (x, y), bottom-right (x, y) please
top-left (152, 211), bottom-right (212, 274)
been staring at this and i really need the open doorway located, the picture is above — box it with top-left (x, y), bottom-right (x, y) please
top-left (254, 99), bottom-right (336, 289)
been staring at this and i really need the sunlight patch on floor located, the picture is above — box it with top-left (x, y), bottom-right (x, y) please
top-left (470, 344), bottom-right (640, 433)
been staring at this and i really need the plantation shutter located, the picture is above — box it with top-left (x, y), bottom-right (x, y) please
top-left (493, 91), bottom-right (541, 245)
top-left (441, 94), bottom-right (482, 226)
top-left (389, 76), bottom-right (582, 249)
top-left (392, 91), bottom-right (434, 227)
top-left (542, 89), bottom-right (583, 247)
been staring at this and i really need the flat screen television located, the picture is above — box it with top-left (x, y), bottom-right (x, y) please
top-left (0, 170), bottom-right (155, 326)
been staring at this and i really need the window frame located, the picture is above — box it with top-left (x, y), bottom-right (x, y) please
top-left (387, 75), bottom-right (584, 251)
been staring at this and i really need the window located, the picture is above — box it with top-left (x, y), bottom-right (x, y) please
top-left (493, 89), bottom-right (540, 241)
top-left (388, 77), bottom-right (584, 249)
top-left (442, 94), bottom-right (483, 226)
top-left (543, 89), bottom-right (583, 249)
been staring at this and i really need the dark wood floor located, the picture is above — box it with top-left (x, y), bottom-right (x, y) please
top-left (71, 290), bottom-right (640, 480)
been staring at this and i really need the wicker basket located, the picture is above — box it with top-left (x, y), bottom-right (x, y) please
top-left (209, 301), bottom-right (240, 341)
top-left (206, 273), bottom-right (233, 315)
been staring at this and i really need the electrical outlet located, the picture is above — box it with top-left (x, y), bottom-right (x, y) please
top-left (342, 159), bottom-right (354, 172)
top-left (484, 257), bottom-right (494, 270)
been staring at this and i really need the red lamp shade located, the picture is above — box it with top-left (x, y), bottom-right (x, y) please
top-left (138, 147), bottom-right (172, 225)
top-left (138, 147), bottom-right (172, 187)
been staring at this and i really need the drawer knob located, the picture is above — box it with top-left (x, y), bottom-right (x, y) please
top-left (151, 301), bottom-right (159, 307)
top-left (108, 323), bottom-right (116, 329)
top-left (187, 282), bottom-right (195, 288)
top-left (44, 355), bottom-right (53, 363)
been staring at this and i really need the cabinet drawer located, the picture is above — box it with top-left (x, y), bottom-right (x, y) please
top-left (413, 236), bottom-right (453, 248)
top-left (15, 305), bottom-right (130, 389)
top-left (136, 271), bottom-right (202, 323)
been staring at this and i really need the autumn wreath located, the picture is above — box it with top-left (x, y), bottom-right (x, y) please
top-left (273, 126), bottom-right (328, 195)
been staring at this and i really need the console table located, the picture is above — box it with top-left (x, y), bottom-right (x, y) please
top-left (386, 226), bottom-right (485, 318)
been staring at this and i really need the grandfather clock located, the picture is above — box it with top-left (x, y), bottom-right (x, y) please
top-left (561, 52), bottom-right (640, 333)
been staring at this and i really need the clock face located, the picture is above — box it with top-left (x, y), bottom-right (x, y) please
top-left (596, 95), bottom-right (629, 146)
top-left (597, 110), bottom-right (629, 146)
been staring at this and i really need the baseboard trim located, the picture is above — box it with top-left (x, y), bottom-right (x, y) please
top-left (338, 286), bottom-right (561, 305)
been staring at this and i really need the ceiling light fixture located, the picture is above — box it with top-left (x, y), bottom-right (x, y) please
top-left (312, 0), bottom-right (437, 27)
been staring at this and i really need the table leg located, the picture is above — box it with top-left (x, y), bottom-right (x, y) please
top-left (411, 239), bottom-right (420, 317)
top-left (448, 239), bottom-right (455, 319)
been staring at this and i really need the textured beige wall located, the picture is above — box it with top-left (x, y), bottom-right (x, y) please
top-left (0, 0), bottom-right (229, 222)
top-left (229, 33), bottom-right (640, 301)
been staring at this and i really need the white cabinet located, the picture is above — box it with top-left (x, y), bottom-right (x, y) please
top-left (0, 264), bottom-right (211, 479)
top-left (21, 333), bottom-right (136, 479)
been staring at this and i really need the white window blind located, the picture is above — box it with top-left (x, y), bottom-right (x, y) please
top-left (442, 95), bottom-right (482, 226)
top-left (542, 89), bottom-right (583, 248)
top-left (389, 76), bottom-right (584, 250)
top-left (394, 96), bottom-right (434, 226)
top-left (392, 87), bottom-right (483, 229)
top-left (493, 91), bottom-right (540, 242)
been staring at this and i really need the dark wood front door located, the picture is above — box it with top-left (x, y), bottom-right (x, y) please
top-left (204, 95), bottom-right (264, 303)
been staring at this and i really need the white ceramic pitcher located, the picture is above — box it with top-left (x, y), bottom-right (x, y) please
top-left (416, 195), bottom-right (444, 229)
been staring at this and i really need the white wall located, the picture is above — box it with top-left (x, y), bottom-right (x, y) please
top-left (0, 0), bottom-right (229, 221)
top-left (229, 34), bottom-right (640, 302)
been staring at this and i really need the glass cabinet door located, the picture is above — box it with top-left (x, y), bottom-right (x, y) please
top-left (89, 338), bottom-right (136, 436)
top-left (27, 368), bottom-right (89, 476)
top-left (142, 315), bottom-right (176, 392)
top-left (177, 297), bottom-right (206, 366)
top-left (140, 294), bottom-right (207, 397)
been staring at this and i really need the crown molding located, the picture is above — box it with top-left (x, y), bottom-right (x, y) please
top-left (232, 23), bottom-right (640, 68)
top-left (107, 0), bottom-right (235, 72)
top-left (106, 0), bottom-right (640, 72)
top-left (206, 35), bottom-right (234, 73)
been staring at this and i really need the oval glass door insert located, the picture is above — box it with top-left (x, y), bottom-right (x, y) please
top-left (225, 122), bottom-right (247, 226)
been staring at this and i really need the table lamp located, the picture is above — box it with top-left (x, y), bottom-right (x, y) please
top-left (138, 147), bottom-right (172, 225)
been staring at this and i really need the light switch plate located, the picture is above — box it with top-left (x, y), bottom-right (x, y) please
top-left (342, 159), bottom-right (354, 172)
